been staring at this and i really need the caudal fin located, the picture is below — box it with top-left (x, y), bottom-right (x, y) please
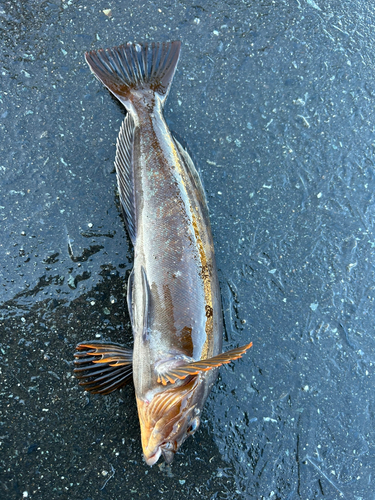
top-left (85, 41), bottom-right (181, 109)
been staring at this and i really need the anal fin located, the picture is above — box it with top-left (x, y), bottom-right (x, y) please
top-left (74, 341), bottom-right (133, 395)
top-left (156, 342), bottom-right (253, 385)
top-left (173, 137), bottom-right (209, 220)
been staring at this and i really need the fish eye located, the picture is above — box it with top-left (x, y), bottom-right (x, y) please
top-left (186, 417), bottom-right (200, 435)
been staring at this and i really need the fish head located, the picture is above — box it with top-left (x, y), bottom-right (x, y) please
top-left (136, 376), bottom-right (204, 465)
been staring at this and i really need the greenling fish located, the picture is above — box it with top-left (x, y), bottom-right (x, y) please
top-left (74, 41), bottom-right (252, 465)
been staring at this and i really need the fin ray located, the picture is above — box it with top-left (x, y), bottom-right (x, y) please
top-left (74, 341), bottom-right (133, 394)
top-left (156, 342), bottom-right (253, 385)
top-left (85, 41), bottom-right (181, 108)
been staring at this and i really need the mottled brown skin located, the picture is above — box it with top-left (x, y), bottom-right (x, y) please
top-left (128, 92), bottom-right (223, 464)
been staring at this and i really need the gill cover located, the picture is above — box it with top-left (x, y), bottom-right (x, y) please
top-left (137, 376), bottom-right (203, 465)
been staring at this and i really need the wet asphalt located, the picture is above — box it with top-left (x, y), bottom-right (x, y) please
top-left (1, 0), bottom-right (375, 499)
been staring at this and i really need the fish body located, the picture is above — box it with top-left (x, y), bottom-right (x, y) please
top-left (74, 41), bottom-right (252, 465)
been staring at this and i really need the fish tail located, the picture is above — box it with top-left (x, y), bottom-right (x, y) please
top-left (85, 41), bottom-right (181, 110)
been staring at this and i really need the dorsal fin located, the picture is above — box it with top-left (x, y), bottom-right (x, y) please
top-left (156, 342), bottom-right (253, 385)
top-left (114, 114), bottom-right (136, 244)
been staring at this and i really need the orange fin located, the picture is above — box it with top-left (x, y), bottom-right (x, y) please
top-left (74, 341), bottom-right (133, 395)
top-left (157, 342), bottom-right (253, 385)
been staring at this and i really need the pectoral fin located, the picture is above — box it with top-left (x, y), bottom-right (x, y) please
top-left (74, 341), bottom-right (133, 394)
top-left (157, 341), bottom-right (253, 385)
top-left (127, 269), bottom-right (135, 330)
top-left (140, 266), bottom-right (151, 341)
top-left (127, 267), bottom-right (151, 341)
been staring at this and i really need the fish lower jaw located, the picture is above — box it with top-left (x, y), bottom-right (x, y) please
top-left (144, 447), bottom-right (162, 466)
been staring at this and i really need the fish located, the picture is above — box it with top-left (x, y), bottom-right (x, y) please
top-left (73, 40), bottom-right (252, 466)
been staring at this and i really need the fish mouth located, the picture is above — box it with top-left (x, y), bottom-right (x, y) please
top-left (144, 447), bottom-right (162, 466)
top-left (143, 443), bottom-right (175, 466)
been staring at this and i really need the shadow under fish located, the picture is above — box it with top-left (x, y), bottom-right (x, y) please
top-left (74, 40), bottom-right (252, 466)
